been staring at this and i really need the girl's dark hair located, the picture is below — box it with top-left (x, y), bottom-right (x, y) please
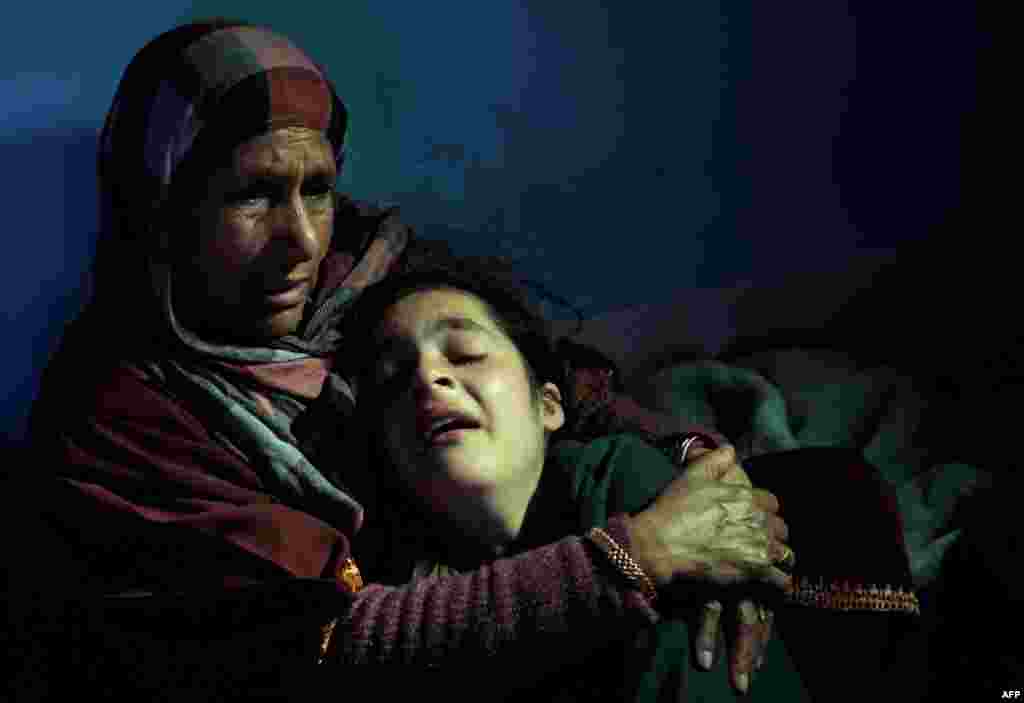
top-left (341, 255), bottom-right (567, 404)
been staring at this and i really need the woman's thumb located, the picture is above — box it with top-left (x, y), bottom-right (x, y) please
top-left (681, 445), bottom-right (738, 482)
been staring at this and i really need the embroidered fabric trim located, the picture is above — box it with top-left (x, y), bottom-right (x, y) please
top-left (784, 576), bottom-right (920, 615)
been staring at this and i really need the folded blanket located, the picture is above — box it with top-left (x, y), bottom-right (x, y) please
top-left (627, 348), bottom-right (988, 590)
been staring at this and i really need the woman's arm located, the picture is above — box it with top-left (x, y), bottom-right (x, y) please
top-left (25, 364), bottom-right (658, 676)
top-left (338, 517), bottom-right (655, 666)
top-left (24, 364), bottom-right (785, 700)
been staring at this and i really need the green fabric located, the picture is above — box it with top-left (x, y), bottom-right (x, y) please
top-left (635, 350), bottom-right (988, 590)
top-left (547, 434), bottom-right (811, 702)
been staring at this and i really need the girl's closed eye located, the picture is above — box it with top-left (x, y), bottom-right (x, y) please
top-left (369, 351), bottom-right (485, 394)
top-left (444, 331), bottom-right (490, 364)
top-left (448, 351), bottom-right (486, 365)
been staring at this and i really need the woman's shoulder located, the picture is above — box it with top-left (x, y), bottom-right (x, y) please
top-left (31, 352), bottom-right (209, 444)
top-left (66, 359), bottom-right (171, 414)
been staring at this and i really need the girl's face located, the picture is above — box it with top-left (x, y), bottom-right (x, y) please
top-left (368, 287), bottom-right (564, 546)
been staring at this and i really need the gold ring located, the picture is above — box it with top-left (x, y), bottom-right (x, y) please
top-left (775, 544), bottom-right (796, 571)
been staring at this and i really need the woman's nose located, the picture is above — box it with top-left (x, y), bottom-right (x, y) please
top-left (272, 198), bottom-right (319, 263)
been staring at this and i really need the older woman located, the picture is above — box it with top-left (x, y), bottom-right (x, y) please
top-left (19, 19), bottom-right (791, 700)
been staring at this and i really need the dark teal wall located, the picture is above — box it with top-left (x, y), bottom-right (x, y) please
top-left (1, 2), bottom-right (979, 440)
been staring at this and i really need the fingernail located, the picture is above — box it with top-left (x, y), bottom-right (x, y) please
top-left (736, 673), bottom-right (750, 695)
top-left (698, 649), bottom-right (713, 670)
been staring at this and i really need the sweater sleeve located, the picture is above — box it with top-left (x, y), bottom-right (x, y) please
top-left (338, 516), bottom-right (657, 668)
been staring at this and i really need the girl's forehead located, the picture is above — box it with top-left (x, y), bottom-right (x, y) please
top-left (377, 287), bottom-right (499, 340)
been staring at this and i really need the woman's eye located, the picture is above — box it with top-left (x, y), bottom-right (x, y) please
top-left (304, 190), bottom-right (334, 211)
top-left (236, 197), bottom-right (270, 210)
top-left (226, 183), bottom-right (333, 212)
top-left (226, 189), bottom-right (274, 210)
top-left (303, 184), bottom-right (333, 198)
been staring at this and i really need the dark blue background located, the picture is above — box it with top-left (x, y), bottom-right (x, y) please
top-left (1, 2), bottom-right (982, 440)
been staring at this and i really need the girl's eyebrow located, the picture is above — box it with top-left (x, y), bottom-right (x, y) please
top-left (423, 315), bottom-right (496, 340)
top-left (370, 315), bottom-right (495, 360)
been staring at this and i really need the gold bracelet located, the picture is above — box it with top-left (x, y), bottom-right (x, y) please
top-left (586, 527), bottom-right (658, 605)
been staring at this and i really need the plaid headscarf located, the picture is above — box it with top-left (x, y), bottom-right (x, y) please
top-left (61, 20), bottom-right (412, 533)
top-left (93, 19), bottom-right (349, 329)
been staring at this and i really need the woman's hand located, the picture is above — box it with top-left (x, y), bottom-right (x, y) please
top-left (626, 444), bottom-right (789, 589)
top-left (626, 445), bottom-right (790, 695)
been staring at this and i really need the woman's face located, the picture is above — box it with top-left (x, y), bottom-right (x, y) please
top-left (369, 288), bottom-right (565, 546)
top-left (174, 126), bottom-right (336, 341)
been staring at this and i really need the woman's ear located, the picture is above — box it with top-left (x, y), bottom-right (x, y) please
top-left (540, 382), bottom-right (565, 433)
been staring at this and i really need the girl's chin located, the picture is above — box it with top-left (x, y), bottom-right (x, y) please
top-left (429, 463), bottom-right (500, 494)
